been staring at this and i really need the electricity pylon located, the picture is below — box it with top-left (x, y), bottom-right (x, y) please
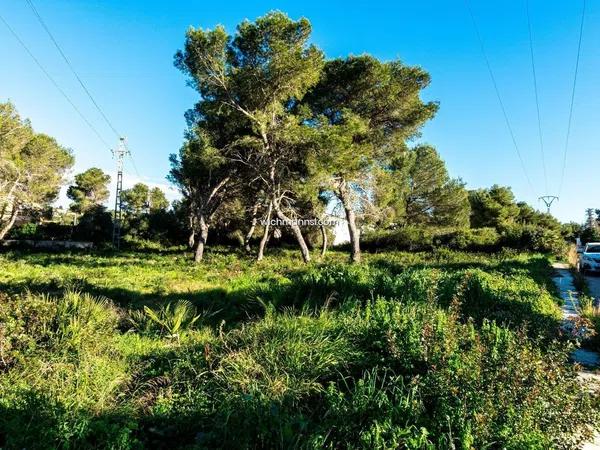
top-left (539, 195), bottom-right (559, 214)
top-left (112, 137), bottom-right (129, 249)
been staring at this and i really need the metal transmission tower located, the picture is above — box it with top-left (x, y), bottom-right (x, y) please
top-left (539, 195), bottom-right (559, 214)
top-left (112, 137), bottom-right (129, 249)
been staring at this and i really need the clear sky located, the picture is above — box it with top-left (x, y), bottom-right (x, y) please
top-left (1, 0), bottom-right (597, 223)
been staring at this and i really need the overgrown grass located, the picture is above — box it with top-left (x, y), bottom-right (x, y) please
top-left (0, 249), bottom-right (596, 448)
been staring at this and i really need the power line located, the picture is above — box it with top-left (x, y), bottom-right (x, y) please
top-left (25, 0), bottom-right (150, 180)
top-left (128, 153), bottom-right (141, 178)
top-left (25, 0), bottom-right (147, 186)
top-left (0, 11), bottom-right (112, 150)
top-left (10, 3), bottom-right (147, 192)
top-left (525, 0), bottom-right (548, 194)
top-left (559, 0), bottom-right (586, 196)
top-left (464, 0), bottom-right (537, 197)
top-left (24, 0), bottom-right (121, 140)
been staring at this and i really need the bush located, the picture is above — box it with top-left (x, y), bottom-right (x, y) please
top-left (10, 222), bottom-right (38, 239)
top-left (441, 227), bottom-right (499, 250)
top-left (73, 205), bottom-right (114, 243)
top-left (0, 291), bottom-right (135, 449)
top-left (0, 250), bottom-right (595, 449)
top-left (361, 227), bottom-right (501, 253)
top-left (362, 225), bottom-right (567, 256)
top-left (127, 301), bottom-right (596, 449)
top-left (500, 224), bottom-right (567, 256)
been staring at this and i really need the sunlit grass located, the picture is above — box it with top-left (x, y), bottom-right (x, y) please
top-left (0, 248), bottom-right (594, 448)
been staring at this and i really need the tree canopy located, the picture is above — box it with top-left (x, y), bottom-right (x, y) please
top-left (174, 11), bottom-right (325, 262)
top-left (0, 102), bottom-right (73, 239)
top-left (67, 167), bottom-right (111, 214)
top-left (173, 12), bottom-right (443, 263)
top-left (375, 145), bottom-right (469, 228)
top-left (301, 55), bottom-right (438, 262)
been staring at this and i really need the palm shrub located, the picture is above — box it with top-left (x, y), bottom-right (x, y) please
top-left (143, 300), bottom-right (201, 337)
top-left (54, 290), bottom-right (119, 351)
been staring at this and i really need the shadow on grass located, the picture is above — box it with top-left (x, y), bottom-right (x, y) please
top-left (0, 391), bottom-right (141, 449)
top-left (0, 250), bottom-right (560, 338)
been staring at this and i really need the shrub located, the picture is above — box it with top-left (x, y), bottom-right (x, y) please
top-left (0, 291), bottom-right (135, 449)
top-left (500, 224), bottom-right (567, 256)
top-left (0, 250), bottom-right (595, 449)
top-left (10, 222), bottom-right (39, 239)
top-left (361, 227), bottom-right (502, 253)
top-left (361, 224), bottom-right (567, 256)
top-left (440, 227), bottom-right (499, 250)
top-left (142, 300), bottom-right (201, 337)
top-left (127, 301), bottom-right (597, 449)
top-left (73, 205), bottom-right (113, 243)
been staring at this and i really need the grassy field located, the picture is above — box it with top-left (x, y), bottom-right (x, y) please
top-left (0, 248), bottom-right (598, 449)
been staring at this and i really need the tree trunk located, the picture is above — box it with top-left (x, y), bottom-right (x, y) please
top-left (273, 205), bottom-right (311, 263)
top-left (339, 184), bottom-right (360, 263)
top-left (244, 203), bottom-right (260, 252)
top-left (194, 215), bottom-right (209, 263)
top-left (0, 204), bottom-right (19, 240)
top-left (320, 223), bottom-right (328, 258)
top-left (188, 215), bottom-right (195, 249)
top-left (257, 201), bottom-right (272, 261)
top-left (345, 207), bottom-right (360, 263)
top-left (0, 178), bottom-right (19, 221)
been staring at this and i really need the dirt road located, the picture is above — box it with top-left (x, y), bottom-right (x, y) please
top-left (553, 264), bottom-right (600, 449)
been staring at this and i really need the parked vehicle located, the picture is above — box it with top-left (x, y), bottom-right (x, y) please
top-left (577, 242), bottom-right (600, 274)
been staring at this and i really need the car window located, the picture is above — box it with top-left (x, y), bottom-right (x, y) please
top-left (586, 245), bottom-right (600, 253)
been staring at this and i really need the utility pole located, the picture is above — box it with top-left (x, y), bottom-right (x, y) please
top-left (112, 137), bottom-right (129, 249)
top-left (539, 195), bottom-right (559, 214)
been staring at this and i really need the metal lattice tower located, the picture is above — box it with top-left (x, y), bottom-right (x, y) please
top-left (112, 137), bottom-right (129, 249)
top-left (539, 195), bottom-right (559, 214)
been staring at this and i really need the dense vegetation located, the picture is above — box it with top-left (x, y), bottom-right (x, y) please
top-left (0, 249), bottom-right (598, 449)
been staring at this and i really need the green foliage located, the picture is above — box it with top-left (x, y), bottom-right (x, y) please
top-left (465, 185), bottom-right (566, 256)
top-left (142, 300), bottom-right (201, 337)
top-left (577, 295), bottom-right (600, 352)
top-left (301, 54), bottom-right (439, 261)
top-left (469, 185), bottom-right (519, 229)
top-left (121, 183), bottom-right (169, 216)
top-left (581, 225), bottom-right (600, 245)
top-left (0, 291), bottom-right (135, 449)
top-left (1, 102), bottom-right (74, 239)
top-left (500, 223), bottom-right (567, 256)
top-left (10, 222), bottom-right (38, 239)
top-left (73, 204), bottom-right (114, 243)
top-left (0, 250), bottom-right (596, 448)
top-left (173, 12), bottom-right (326, 262)
top-left (562, 221), bottom-right (583, 242)
top-left (375, 145), bottom-right (470, 228)
top-left (148, 187), bottom-right (169, 212)
top-left (121, 183), bottom-right (150, 215)
top-left (67, 167), bottom-right (111, 214)
top-left (361, 226), bottom-right (500, 252)
top-left (362, 224), bottom-right (567, 256)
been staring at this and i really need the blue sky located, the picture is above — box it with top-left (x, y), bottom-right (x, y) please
top-left (0, 0), bottom-right (597, 223)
